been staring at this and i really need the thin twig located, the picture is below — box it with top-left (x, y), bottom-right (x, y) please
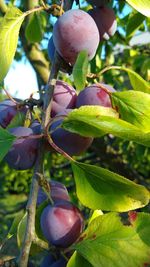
top-left (17, 147), bottom-right (44, 267)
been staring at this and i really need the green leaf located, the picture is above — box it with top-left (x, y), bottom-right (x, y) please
top-left (0, 127), bottom-right (16, 162)
top-left (25, 12), bottom-right (43, 43)
top-left (67, 251), bottom-right (92, 267)
top-left (17, 212), bottom-right (27, 247)
top-left (7, 111), bottom-right (26, 129)
top-left (74, 212), bottom-right (150, 267)
top-left (73, 50), bottom-right (89, 90)
top-left (111, 91), bottom-right (150, 132)
top-left (62, 106), bottom-right (150, 147)
top-left (88, 210), bottom-right (103, 225)
top-left (126, 0), bottom-right (150, 17)
top-left (72, 161), bottom-right (150, 212)
top-left (126, 12), bottom-right (145, 39)
top-left (0, 7), bottom-right (25, 82)
top-left (7, 211), bottom-right (24, 240)
top-left (101, 66), bottom-right (150, 93)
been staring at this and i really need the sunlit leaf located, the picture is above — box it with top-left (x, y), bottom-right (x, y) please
top-left (126, 0), bottom-right (150, 17)
top-left (0, 7), bottom-right (25, 82)
top-left (72, 161), bottom-right (150, 212)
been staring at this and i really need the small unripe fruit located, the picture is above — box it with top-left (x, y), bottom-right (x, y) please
top-left (37, 180), bottom-right (70, 206)
top-left (76, 83), bottom-right (115, 108)
top-left (5, 127), bottom-right (39, 170)
top-left (53, 9), bottom-right (99, 65)
top-left (40, 201), bottom-right (84, 248)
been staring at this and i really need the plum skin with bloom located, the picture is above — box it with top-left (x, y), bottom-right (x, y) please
top-left (50, 110), bottom-right (93, 156)
top-left (76, 83), bottom-right (115, 108)
top-left (40, 201), bottom-right (84, 248)
top-left (51, 80), bottom-right (77, 117)
top-left (0, 99), bottom-right (27, 128)
top-left (37, 180), bottom-right (70, 206)
top-left (53, 9), bottom-right (99, 65)
top-left (5, 127), bottom-right (39, 170)
top-left (88, 6), bottom-right (117, 40)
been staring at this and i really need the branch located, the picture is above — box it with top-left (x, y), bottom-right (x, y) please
top-left (18, 31), bottom-right (61, 267)
top-left (17, 148), bottom-right (44, 267)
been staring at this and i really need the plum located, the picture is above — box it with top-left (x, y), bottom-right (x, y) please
top-left (88, 6), bottom-right (117, 40)
top-left (50, 257), bottom-right (67, 267)
top-left (50, 110), bottom-right (93, 156)
top-left (40, 201), bottom-right (84, 248)
top-left (48, 36), bottom-right (72, 73)
top-left (37, 180), bottom-right (70, 206)
top-left (0, 99), bottom-right (27, 128)
top-left (41, 253), bottom-right (55, 267)
top-left (53, 9), bottom-right (99, 65)
top-left (5, 127), bottom-right (39, 170)
top-left (76, 83), bottom-right (115, 108)
top-left (30, 120), bottom-right (42, 135)
top-left (48, 36), bottom-right (56, 63)
top-left (51, 80), bottom-right (77, 117)
top-left (87, 0), bottom-right (110, 7)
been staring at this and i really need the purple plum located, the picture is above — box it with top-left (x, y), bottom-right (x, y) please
top-left (40, 201), bottom-right (84, 248)
top-left (50, 110), bottom-right (93, 156)
top-left (37, 180), bottom-right (70, 206)
top-left (53, 9), bottom-right (99, 65)
top-left (5, 127), bottom-right (39, 170)
top-left (76, 83), bottom-right (115, 108)
top-left (0, 99), bottom-right (27, 128)
top-left (88, 6), bottom-right (117, 40)
top-left (41, 253), bottom-right (55, 267)
top-left (51, 80), bottom-right (77, 117)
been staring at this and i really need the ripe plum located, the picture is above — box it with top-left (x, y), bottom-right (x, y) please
top-left (76, 83), bottom-right (115, 108)
top-left (0, 99), bottom-right (27, 128)
top-left (5, 127), bottom-right (39, 170)
top-left (88, 6), bottom-right (117, 40)
top-left (37, 180), bottom-right (70, 206)
top-left (50, 110), bottom-right (93, 156)
top-left (40, 201), bottom-right (84, 248)
top-left (53, 9), bottom-right (99, 65)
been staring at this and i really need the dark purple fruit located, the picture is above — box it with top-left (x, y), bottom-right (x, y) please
top-left (0, 99), bottom-right (27, 128)
top-left (76, 83), bottom-right (115, 108)
top-left (87, 0), bottom-right (110, 7)
top-left (50, 257), bottom-right (67, 267)
top-left (37, 180), bottom-right (70, 206)
top-left (5, 127), bottom-right (39, 170)
top-left (51, 80), bottom-right (77, 117)
top-left (53, 9), bottom-right (99, 65)
top-left (88, 6), bottom-right (117, 40)
top-left (40, 201), bottom-right (84, 248)
top-left (48, 36), bottom-right (56, 62)
top-left (41, 253), bottom-right (55, 267)
top-left (30, 120), bottom-right (42, 135)
top-left (50, 110), bottom-right (93, 156)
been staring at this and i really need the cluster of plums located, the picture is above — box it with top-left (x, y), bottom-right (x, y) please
top-left (38, 180), bottom-right (84, 266)
top-left (48, 1), bottom-right (117, 66)
top-left (0, 80), bottom-right (114, 170)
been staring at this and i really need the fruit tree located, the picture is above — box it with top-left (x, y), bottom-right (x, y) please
top-left (0, 0), bottom-right (150, 267)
